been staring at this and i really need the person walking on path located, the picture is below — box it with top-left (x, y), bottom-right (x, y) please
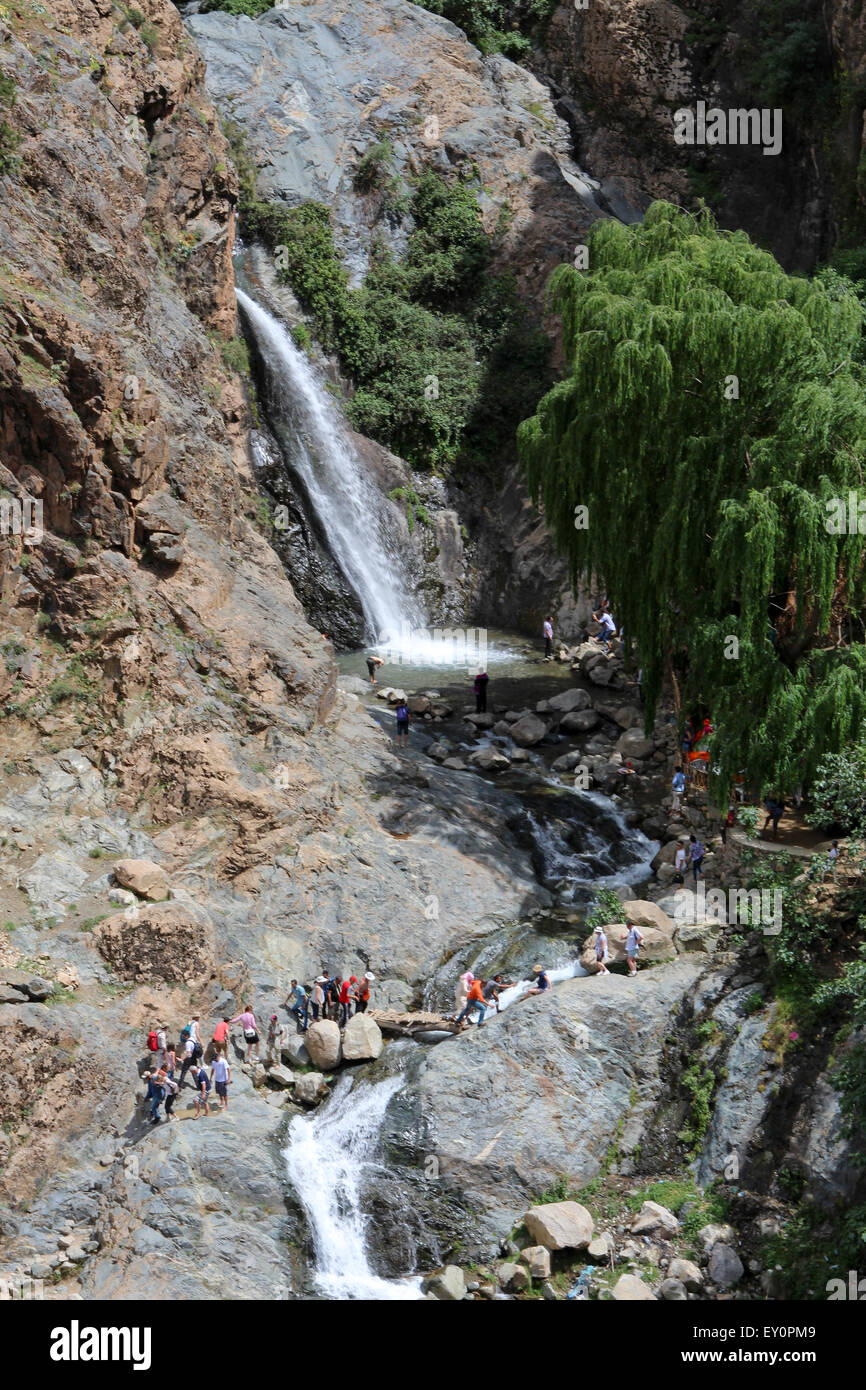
top-left (231, 1005), bottom-right (260, 1062)
top-left (543, 615), bottom-right (554, 660)
top-left (594, 927), bottom-right (610, 975)
top-left (456, 977), bottom-right (488, 1029)
top-left (192, 1064), bottom-right (212, 1118)
top-left (178, 1031), bottom-right (198, 1089)
top-left (155, 1023), bottom-right (167, 1071)
top-left (394, 697), bottom-right (410, 748)
top-left (144, 1067), bottom-right (165, 1125)
top-left (454, 969), bottom-right (473, 1019)
top-left (671, 766), bottom-right (685, 817)
top-left (823, 840), bottom-right (840, 881)
top-left (162, 1038), bottom-right (176, 1079)
top-left (161, 1070), bottom-right (179, 1121)
top-left (474, 668), bottom-right (489, 713)
top-left (212, 1017), bottom-right (230, 1059)
top-left (266, 1014), bottom-right (285, 1064)
top-left (366, 653), bottom-right (384, 685)
top-left (674, 836), bottom-right (688, 886)
top-left (311, 976), bottom-right (326, 1023)
top-left (356, 972), bottom-right (374, 1013)
top-left (689, 833), bottom-right (705, 883)
top-left (624, 922), bottom-right (644, 978)
top-left (211, 1054), bottom-right (231, 1111)
top-left (286, 979), bottom-right (309, 1032)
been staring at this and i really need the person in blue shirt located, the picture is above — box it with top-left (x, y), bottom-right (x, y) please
top-left (671, 765), bottom-right (686, 816)
top-left (285, 979), bottom-right (309, 1032)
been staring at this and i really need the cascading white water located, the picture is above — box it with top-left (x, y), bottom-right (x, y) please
top-left (283, 1071), bottom-right (423, 1300)
top-left (237, 287), bottom-right (422, 647)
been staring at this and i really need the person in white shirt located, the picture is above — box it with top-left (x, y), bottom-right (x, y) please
top-left (674, 838), bottom-right (688, 886)
top-left (211, 1054), bottom-right (231, 1110)
top-left (593, 608), bottom-right (617, 653)
top-left (543, 616), bottom-right (554, 660)
top-left (623, 922), bottom-right (644, 977)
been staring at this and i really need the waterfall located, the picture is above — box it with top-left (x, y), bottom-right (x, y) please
top-left (237, 287), bottom-right (423, 648)
top-left (283, 1071), bottom-right (423, 1300)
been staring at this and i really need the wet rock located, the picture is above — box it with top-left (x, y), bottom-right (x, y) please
top-left (524, 1201), bottom-right (594, 1252)
top-left (546, 688), bottom-right (592, 714)
top-left (293, 1072), bottom-right (328, 1105)
top-left (464, 712), bottom-right (495, 730)
top-left (616, 729), bottom-right (653, 759)
top-left (510, 714), bottom-right (548, 747)
top-left (469, 746), bottom-right (510, 773)
top-left (304, 1020), bottom-right (342, 1070)
top-left (560, 709), bottom-right (599, 733)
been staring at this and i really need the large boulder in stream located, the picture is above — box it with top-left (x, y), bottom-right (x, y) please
top-left (509, 713), bottom-right (548, 747)
top-left (342, 1013), bottom-right (384, 1061)
top-left (305, 1020), bottom-right (342, 1070)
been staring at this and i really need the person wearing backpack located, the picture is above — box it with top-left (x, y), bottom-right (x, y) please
top-left (231, 1005), bottom-right (260, 1062)
top-left (624, 922), bottom-right (644, 978)
top-left (178, 1030), bottom-right (198, 1089)
top-left (143, 1066), bottom-right (165, 1125)
top-left (394, 698), bottom-right (410, 748)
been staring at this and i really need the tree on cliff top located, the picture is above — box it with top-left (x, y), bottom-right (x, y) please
top-left (518, 201), bottom-right (866, 795)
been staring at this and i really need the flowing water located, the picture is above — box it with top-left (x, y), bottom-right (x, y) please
top-left (283, 1071), bottom-right (423, 1300)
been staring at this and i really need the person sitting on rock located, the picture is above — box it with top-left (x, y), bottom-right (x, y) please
top-left (523, 963), bottom-right (551, 999)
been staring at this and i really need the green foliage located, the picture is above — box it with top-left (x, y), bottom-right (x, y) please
top-left (420, 0), bottom-right (557, 57)
top-left (225, 121), bottom-right (550, 469)
top-left (763, 1200), bottom-right (866, 1298)
top-left (815, 941), bottom-right (866, 1153)
top-left (737, 0), bottom-right (834, 115)
top-left (806, 731), bottom-right (866, 833)
top-left (221, 336), bottom-right (251, 378)
top-left (677, 1060), bottom-right (716, 1151)
top-left (585, 887), bottom-right (623, 933)
top-left (535, 1173), bottom-right (571, 1204)
top-left (200, 0), bottom-right (275, 15)
top-left (519, 202), bottom-right (866, 797)
top-left (353, 139), bottom-right (395, 193)
top-left (0, 70), bottom-right (21, 176)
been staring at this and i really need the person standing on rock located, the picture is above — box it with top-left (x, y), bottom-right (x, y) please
top-left (339, 977), bottom-right (355, 1027)
top-left (192, 1063), bottom-right (212, 1119)
top-left (356, 972), bottom-right (374, 1013)
top-left (456, 977), bottom-right (488, 1029)
top-left (473, 668), bottom-right (489, 713)
top-left (211, 1054), bottom-right (231, 1111)
top-left (394, 697), bottom-right (410, 748)
top-left (594, 927), bottom-right (610, 975)
top-left (155, 1023), bottom-right (167, 1070)
top-left (482, 973), bottom-right (513, 1012)
top-left (285, 979), bottom-right (309, 1032)
top-left (623, 922), bottom-right (644, 978)
top-left (266, 1014), bottom-right (285, 1064)
top-left (178, 1030), bottom-right (198, 1089)
top-left (674, 837), bottom-right (688, 886)
top-left (231, 1005), bottom-right (260, 1062)
top-left (144, 1066), bottom-right (165, 1125)
top-left (366, 653), bottom-right (384, 685)
top-left (161, 1069), bottom-right (179, 1121)
top-left (543, 615), bottom-right (554, 660)
top-left (671, 765), bottom-right (685, 817)
top-left (689, 833), bottom-right (705, 883)
top-left (592, 607), bottom-right (616, 654)
top-left (163, 1037), bottom-right (176, 1079)
top-left (212, 1017), bottom-right (230, 1059)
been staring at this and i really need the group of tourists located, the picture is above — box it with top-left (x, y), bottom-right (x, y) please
top-left (592, 922), bottom-right (644, 978)
top-left (141, 970), bottom-right (376, 1123)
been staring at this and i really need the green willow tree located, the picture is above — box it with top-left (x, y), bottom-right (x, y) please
top-left (518, 201), bottom-right (866, 795)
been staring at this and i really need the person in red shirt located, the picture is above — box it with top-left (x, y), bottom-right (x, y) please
top-left (339, 977), bottom-right (352, 1027)
top-left (456, 978), bottom-right (487, 1029)
top-left (211, 1017), bottom-right (230, 1059)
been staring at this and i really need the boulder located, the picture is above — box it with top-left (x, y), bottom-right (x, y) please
top-left (266, 1064), bottom-right (295, 1089)
top-left (674, 924), bottom-right (722, 953)
top-left (386, 689), bottom-right (407, 704)
top-left (611, 1273), bottom-right (657, 1301)
top-left (443, 758), bottom-right (467, 771)
top-left (707, 1242), bottom-right (744, 1286)
top-left (620, 900), bottom-right (676, 935)
top-left (659, 1277), bottom-right (688, 1300)
top-left (423, 1265), bottom-right (466, 1301)
top-left (94, 901), bottom-right (214, 984)
top-left (587, 1234), bottom-right (613, 1261)
top-left (615, 729), bottom-right (654, 759)
top-left (293, 1072), bottom-right (328, 1105)
top-left (281, 1036), bottom-right (311, 1069)
top-left (523, 1201), bottom-right (594, 1252)
top-left (669, 1258), bottom-right (703, 1292)
top-left (547, 688), bottom-right (592, 714)
top-left (0, 986), bottom-right (28, 1004)
top-left (469, 746), bottom-right (510, 773)
top-left (630, 1200), bottom-right (680, 1237)
top-left (520, 1245), bottom-right (551, 1279)
top-left (304, 1020), bottom-right (342, 1070)
top-left (464, 711), bottom-right (494, 730)
top-left (0, 970), bottom-right (52, 1001)
top-left (697, 1223), bottom-right (736, 1253)
top-left (651, 839), bottom-right (680, 871)
top-left (560, 710), bottom-right (600, 734)
top-left (510, 714), bottom-right (548, 747)
top-left (407, 696), bottom-right (431, 715)
top-left (341, 1013), bottom-right (384, 1061)
top-left (113, 858), bottom-right (170, 901)
top-left (588, 662), bottom-right (615, 687)
top-left (498, 1261), bottom-right (529, 1292)
top-left (613, 705), bottom-right (643, 729)
top-left (580, 923), bottom-right (676, 973)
